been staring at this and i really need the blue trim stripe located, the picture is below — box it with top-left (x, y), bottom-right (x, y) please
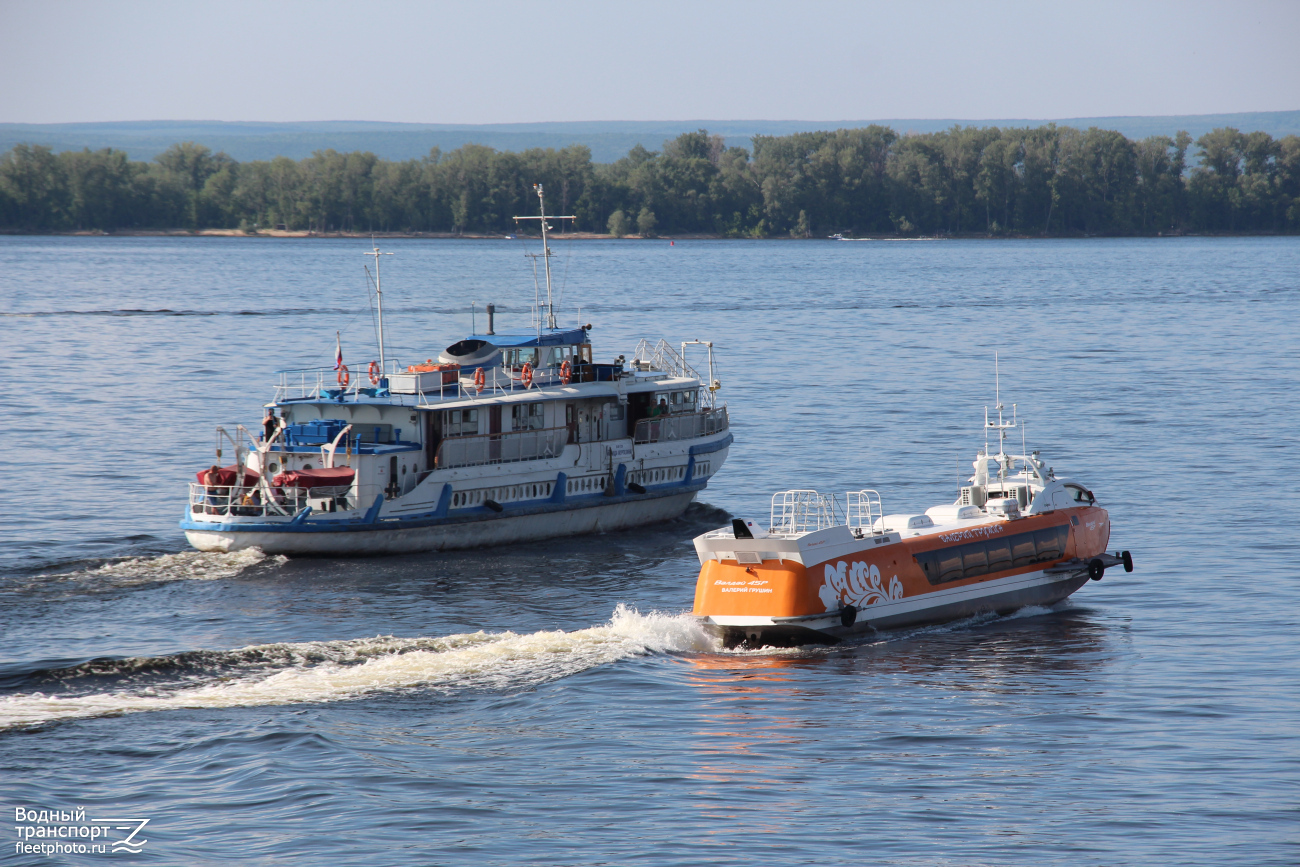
top-left (180, 480), bottom-right (707, 536)
top-left (689, 433), bottom-right (734, 456)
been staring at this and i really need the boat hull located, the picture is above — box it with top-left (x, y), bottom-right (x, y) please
top-left (694, 505), bottom-right (1114, 647)
top-left (184, 490), bottom-right (698, 556)
top-left (708, 566), bottom-right (1092, 647)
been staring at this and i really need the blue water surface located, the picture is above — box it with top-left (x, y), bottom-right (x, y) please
top-left (1, 236), bottom-right (1297, 865)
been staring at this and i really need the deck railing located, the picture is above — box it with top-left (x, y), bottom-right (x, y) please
top-left (846, 489), bottom-right (886, 535)
top-left (187, 483), bottom-right (353, 518)
top-left (633, 406), bottom-right (729, 444)
top-left (273, 361), bottom-right (408, 402)
top-left (435, 426), bottom-right (569, 469)
top-left (770, 490), bottom-right (842, 536)
top-left (275, 361), bottom-right (621, 405)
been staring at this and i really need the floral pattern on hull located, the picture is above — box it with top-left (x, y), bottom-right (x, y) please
top-left (819, 561), bottom-right (905, 611)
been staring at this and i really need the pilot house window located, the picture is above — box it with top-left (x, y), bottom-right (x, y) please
top-left (504, 348), bottom-right (540, 368)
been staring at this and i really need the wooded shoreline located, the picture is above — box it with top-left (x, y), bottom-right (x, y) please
top-left (4, 228), bottom-right (1293, 240)
top-left (3, 124), bottom-right (1297, 237)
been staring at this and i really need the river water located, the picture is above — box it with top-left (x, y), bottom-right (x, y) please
top-left (1, 236), bottom-right (1297, 865)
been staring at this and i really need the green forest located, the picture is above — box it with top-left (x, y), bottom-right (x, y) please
top-left (2, 124), bottom-right (1298, 236)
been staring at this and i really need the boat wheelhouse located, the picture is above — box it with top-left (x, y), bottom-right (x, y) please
top-left (181, 186), bottom-right (732, 556)
top-left (692, 383), bottom-right (1131, 647)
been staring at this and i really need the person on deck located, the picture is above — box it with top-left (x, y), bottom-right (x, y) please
top-left (263, 408), bottom-right (278, 442)
top-left (202, 465), bottom-right (222, 514)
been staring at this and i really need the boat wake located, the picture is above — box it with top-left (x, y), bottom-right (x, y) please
top-left (18, 548), bottom-right (283, 591)
top-left (0, 605), bottom-right (718, 730)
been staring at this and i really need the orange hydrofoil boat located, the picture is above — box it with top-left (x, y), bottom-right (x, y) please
top-left (692, 387), bottom-right (1133, 647)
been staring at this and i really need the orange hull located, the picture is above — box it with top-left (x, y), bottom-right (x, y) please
top-left (694, 506), bottom-right (1117, 646)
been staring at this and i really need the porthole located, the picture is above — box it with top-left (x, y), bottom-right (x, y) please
top-left (303, 463), bottom-right (313, 470)
top-left (268, 461), bottom-right (279, 473)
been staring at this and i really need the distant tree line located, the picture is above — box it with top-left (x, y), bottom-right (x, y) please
top-left (2, 125), bottom-right (1298, 236)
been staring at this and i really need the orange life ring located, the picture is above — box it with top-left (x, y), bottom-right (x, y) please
top-left (337, 364), bottom-right (350, 387)
top-left (473, 367), bottom-right (485, 392)
top-left (560, 359), bottom-right (572, 385)
top-left (367, 360), bottom-right (380, 385)
top-left (521, 362), bottom-right (533, 388)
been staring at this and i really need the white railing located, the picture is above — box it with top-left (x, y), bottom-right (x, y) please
top-left (188, 482), bottom-right (355, 518)
top-left (274, 361), bottom-right (406, 402)
top-left (632, 339), bottom-right (699, 379)
top-left (633, 406), bottom-right (728, 444)
top-left (846, 489), bottom-right (885, 535)
top-left (435, 426), bottom-right (568, 469)
top-left (770, 490), bottom-right (842, 536)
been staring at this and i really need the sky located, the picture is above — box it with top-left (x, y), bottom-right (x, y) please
top-left (1, 0), bottom-right (1297, 124)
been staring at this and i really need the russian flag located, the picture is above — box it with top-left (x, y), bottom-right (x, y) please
top-left (333, 332), bottom-right (343, 370)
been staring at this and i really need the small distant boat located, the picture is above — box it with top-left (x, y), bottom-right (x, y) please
top-left (181, 185), bottom-right (733, 556)
top-left (691, 372), bottom-right (1132, 647)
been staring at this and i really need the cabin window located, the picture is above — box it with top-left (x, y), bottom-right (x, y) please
top-left (512, 402), bottom-right (545, 431)
top-left (915, 525), bottom-right (1070, 585)
top-left (445, 408), bottom-right (479, 436)
top-left (1011, 535), bottom-right (1038, 567)
top-left (986, 539), bottom-right (1013, 571)
top-left (1033, 527), bottom-right (1066, 560)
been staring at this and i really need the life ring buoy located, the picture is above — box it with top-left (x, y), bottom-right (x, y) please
top-left (559, 359), bottom-right (572, 385)
top-left (367, 360), bottom-right (380, 385)
top-left (473, 367), bottom-right (485, 393)
top-left (337, 364), bottom-right (350, 387)
top-left (521, 362), bottom-right (533, 388)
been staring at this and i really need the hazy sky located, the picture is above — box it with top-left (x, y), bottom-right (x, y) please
top-left (2, 0), bottom-right (1297, 124)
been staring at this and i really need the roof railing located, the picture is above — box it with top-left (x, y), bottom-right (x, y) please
top-left (846, 489), bottom-right (886, 536)
top-left (632, 339), bottom-right (699, 379)
top-left (769, 490), bottom-right (842, 536)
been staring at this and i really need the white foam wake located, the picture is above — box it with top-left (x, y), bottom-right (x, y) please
top-left (0, 605), bottom-right (717, 730)
top-left (45, 548), bottom-right (282, 587)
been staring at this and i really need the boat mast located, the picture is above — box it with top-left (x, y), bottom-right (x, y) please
top-left (365, 238), bottom-right (394, 373)
top-left (986, 352), bottom-right (1018, 482)
top-left (513, 185), bottom-right (574, 330)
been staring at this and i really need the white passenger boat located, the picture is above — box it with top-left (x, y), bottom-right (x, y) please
top-left (692, 389), bottom-right (1131, 647)
top-left (181, 186), bottom-right (732, 556)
